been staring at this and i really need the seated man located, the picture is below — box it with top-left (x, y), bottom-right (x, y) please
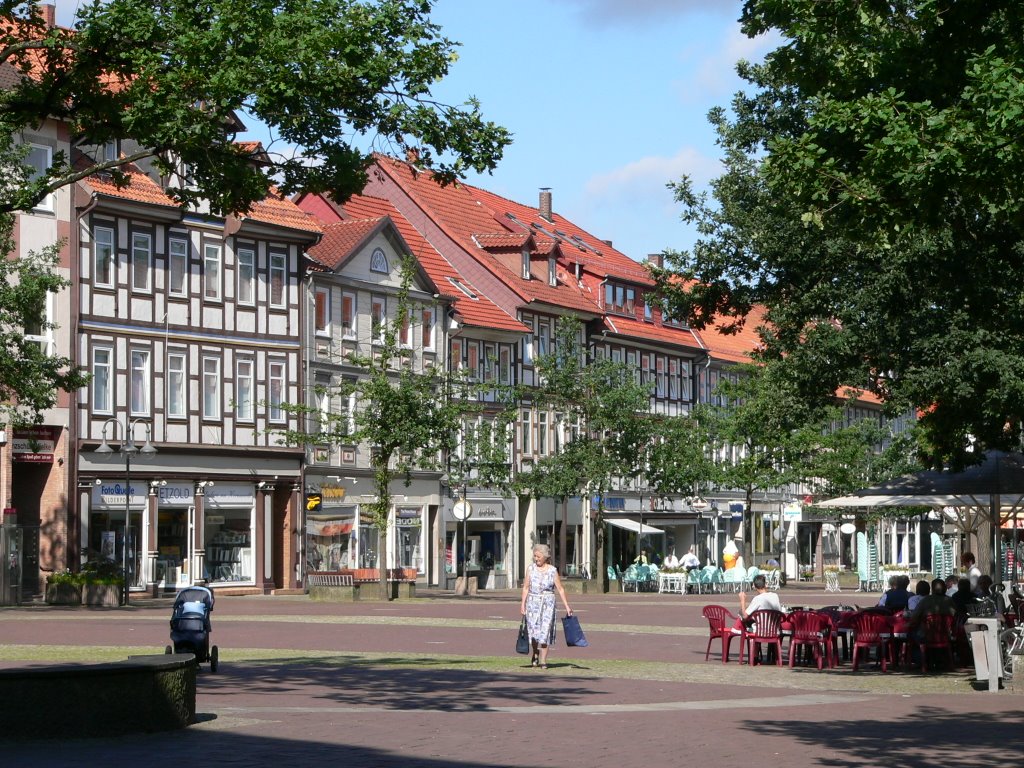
top-left (906, 578), bottom-right (954, 642)
top-left (681, 547), bottom-right (701, 572)
top-left (733, 574), bottom-right (782, 631)
top-left (878, 574), bottom-right (912, 611)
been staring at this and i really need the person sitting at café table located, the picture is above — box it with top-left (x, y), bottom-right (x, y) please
top-left (906, 578), bottom-right (955, 643)
top-left (663, 550), bottom-right (679, 569)
top-left (907, 579), bottom-right (930, 612)
top-left (681, 546), bottom-right (701, 572)
top-left (877, 574), bottom-right (912, 610)
top-left (945, 575), bottom-right (959, 597)
top-left (732, 574), bottom-right (783, 632)
top-left (633, 549), bottom-right (650, 566)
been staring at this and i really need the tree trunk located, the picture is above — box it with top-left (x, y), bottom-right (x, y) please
top-left (596, 510), bottom-right (609, 593)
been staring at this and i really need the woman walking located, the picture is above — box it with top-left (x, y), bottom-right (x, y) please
top-left (520, 543), bottom-right (573, 669)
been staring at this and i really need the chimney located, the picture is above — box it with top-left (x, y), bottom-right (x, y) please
top-left (647, 253), bottom-right (664, 269)
top-left (40, 4), bottom-right (56, 28)
top-left (539, 188), bottom-right (553, 222)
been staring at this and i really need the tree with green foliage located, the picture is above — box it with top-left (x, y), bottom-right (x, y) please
top-left (652, 0), bottom-right (1024, 467)
top-left (0, 218), bottom-right (88, 425)
top-left (518, 317), bottom-right (652, 592)
top-left (1, 0), bottom-right (510, 215)
top-left (701, 361), bottom-right (918, 567)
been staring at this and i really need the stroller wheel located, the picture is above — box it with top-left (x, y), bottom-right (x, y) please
top-left (165, 645), bottom-right (172, 655)
top-left (210, 645), bottom-right (219, 673)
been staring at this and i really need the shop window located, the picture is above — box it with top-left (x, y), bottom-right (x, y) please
top-left (205, 509), bottom-right (252, 582)
top-left (306, 514), bottom-right (354, 571)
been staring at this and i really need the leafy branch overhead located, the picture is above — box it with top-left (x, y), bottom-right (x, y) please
top-left (653, 0), bottom-right (1024, 464)
top-left (1, 0), bottom-right (511, 215)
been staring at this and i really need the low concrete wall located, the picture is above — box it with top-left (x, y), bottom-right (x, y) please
top-left (0, 654), bottom-right (196, 740)
top-left (309, 581), bottom-right (417, 601)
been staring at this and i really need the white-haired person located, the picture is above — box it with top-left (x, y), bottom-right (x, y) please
top-left (520, 543), bottom-right (573, 669)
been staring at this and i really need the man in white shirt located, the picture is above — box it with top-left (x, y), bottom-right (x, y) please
top-left (962, 552), bottom-right (982, 591)
top-left (681, 547), bottom-right (701, 571)
top-left (733, 574), bottom-right (783, 632)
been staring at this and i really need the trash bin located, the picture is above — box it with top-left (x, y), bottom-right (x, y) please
top-left (966, 617), bottom-right (1002, 692)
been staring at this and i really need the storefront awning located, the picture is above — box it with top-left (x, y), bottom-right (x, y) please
top-left (605, 518), bottom-right (666, 535)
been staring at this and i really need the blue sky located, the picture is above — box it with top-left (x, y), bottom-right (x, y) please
top-left (54, 0), bottom-right (775, 262)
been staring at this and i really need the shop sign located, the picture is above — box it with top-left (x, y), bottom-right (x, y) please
top-left (12, 425), bottom-right (59, 463)
top-left (320, 485), bottom-right (349, 507)
top-left (395, 508), bottom-right (421, 528)
top-left (204, 483), bottom-right (255, 508)
top-left (156, 483), bottom-right (194, 507)
top-left (92, 481), bottom-right (147, 509)
top-left (782, 501), bottom-right (803, 522)
top-left (306, 493), bottom-right (322, 512)
top-left (470, 501), bottom-right (513, 521)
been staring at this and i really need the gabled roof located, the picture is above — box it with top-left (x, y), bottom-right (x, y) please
top-left (309, 218), bottom-right (385, 270)
top-left (465, 184), bottom-right (655, 285)
top-left (315, 192), bottom-right (529, 335)
top-left (372, 155), bottom-right (600, 315)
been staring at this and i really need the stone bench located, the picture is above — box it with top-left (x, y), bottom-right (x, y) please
top-left (0, 654), bottom-right (196, 740)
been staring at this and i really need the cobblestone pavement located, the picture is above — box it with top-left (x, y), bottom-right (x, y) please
top-left (2, 586), bottom-right (1022, 767)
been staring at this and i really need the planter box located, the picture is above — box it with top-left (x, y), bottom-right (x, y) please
top-left (45, 583), bottom-right (82, 605)
top-left (83, 584), bottom-right (121, 607)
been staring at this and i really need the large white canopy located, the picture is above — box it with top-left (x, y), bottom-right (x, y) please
top-left (605, 518), bottom-right (666, 535)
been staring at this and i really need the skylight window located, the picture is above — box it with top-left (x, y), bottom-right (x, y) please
top-left (447, 277), bottom-right (477, 299)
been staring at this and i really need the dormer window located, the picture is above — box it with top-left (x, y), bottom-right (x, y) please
top-left (101, 140), bottom-right (119, 163)
top-left (548, 257), bottom-right (557, 287)
top-left (521, 249), bottom-right (531, 280)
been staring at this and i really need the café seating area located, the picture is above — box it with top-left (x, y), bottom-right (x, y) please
top-left (701, 603), bottom-right (968, 673)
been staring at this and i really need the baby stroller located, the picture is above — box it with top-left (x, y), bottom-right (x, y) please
top-left (165, 585), bottom-right (218, 672)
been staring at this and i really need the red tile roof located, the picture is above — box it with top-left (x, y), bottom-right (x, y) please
top-left (80, 164), bottom-right (178, 208)
top-left (601, 313), bottom-right (705, 353)
top-left (309, 218), bottom-right (384, 270)
top-left (330, 193), bottom-right (529, 334)
top-left (692, 305), bottom-right (766, 364)
top-left (243, 188), bottom-right (322, 234)
top-left (475, 232), bottom-right (529, 249)
top-left (373, 155), bottom-right (601, 315)
top-left (465, 184), bottom-right (655, 285)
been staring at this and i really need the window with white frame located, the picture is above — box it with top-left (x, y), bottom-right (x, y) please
top-left (655, 356), bottom-right (666, 398)
top-left (538, 411), bottom-right (548, 456)
top-left (269, 252), bottom-right (286, 307)
top-left (204, 243), bottom-right (222, 300)
top-left (202, 356), bottom-right (221, 419)
top-left (537, 321), bottom-right (550, 358)
top-left (131, 233), bottom-right (151, 292)
top-left (522, 318), bottom-right (534, 365)
top-left (398, 311), bottom-right (411, 347)
top-left (236, 359), bottom-right (254, 420)
top-left (237, 247), bottom-right (255, 304)
top-left (520, 409), bottom-right (532, 456)
top-left (483, 343), bottom-right (496, 382)
top-left (521, 249), bottom-right (531, 279)
top-left (130, 348), bottom-right (150, 415)
top-left (371, 296), bottom-right (386, 344)
top-left (421, 307), bottom-right (434, 351)
top-left (314, 375), bottom-right (331, 433)
top-left (92, 347), bottom-right (112, 413)
top-left (24, 290), bottom-right (53, 356)
top-left (499, 347), bottom-right (511, 385)
top-left (314, 287), bottom-right (330, 336)
top-left (167, 352), bottom-right (186, 418)
top-left (467, 342), bottom-right (480, 381)
top-left (26, 143), bottom-right (53, 211)
top-left (94, 226), bottom-right (114, 287)
top-left (268, 360), bottom-right (285, 422)
top-left (548, 257), bottom-right (557, 286)
top-left (168, 238), bottom-right (188, 296)
top-left (101, 140), bottom-right (118, 163)
top-left (450, 338), bottom-right (463, 371)
top-left (341, 292), bottom-right (356, 338)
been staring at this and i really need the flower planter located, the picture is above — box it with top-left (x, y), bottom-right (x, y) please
top-left (82, 584), bottom-right (121, 607)
top-left (45, 583), bottom-right (82, 605)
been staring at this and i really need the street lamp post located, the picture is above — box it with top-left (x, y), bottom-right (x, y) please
top-left (96, 418), bottom-right (157, 606)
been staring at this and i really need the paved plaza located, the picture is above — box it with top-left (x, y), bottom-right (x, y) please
top-left (2, 585), bottom-right (1023, 767)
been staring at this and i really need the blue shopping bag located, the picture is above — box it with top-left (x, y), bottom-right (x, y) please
top-left (561, 613), bottom-right (588, 647)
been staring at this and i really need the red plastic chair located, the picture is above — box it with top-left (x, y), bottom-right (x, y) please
top-left (788, 610), bottom-right (832, 669)
top-left (912, 613), bottom-right (955, 672)
top-left (702, 604), bottom-right (741, 663)
top-left (742, 609), bottom-right (785, 666)
top-left (851, 611), bottom-right (891, 672)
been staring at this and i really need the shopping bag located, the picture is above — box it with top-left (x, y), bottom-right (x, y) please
top-left (515, 617), bottom-right (530, 654)
top-left (561, 613), bottom-right (588, 647)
